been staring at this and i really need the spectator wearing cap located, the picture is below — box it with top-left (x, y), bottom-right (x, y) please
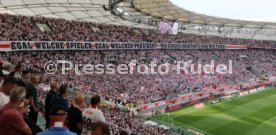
top-left (0, 76), bottom-right (18, 108)
top-left (45, 80), bottom-right (58, 129)
top-left (90, 122), bottom-right (110, 135)
top-left (37, 105), bottom-right (76, 135)
top-left (82, 95), bottom-right (106, 135)
top-left (0, 87), bottom-right (32, 135)
top-left (68, 94), bottom-right (84, 135)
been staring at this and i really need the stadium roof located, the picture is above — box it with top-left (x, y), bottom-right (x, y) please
top-left (131, 0), bottom-right (276, 40)
top-left (133, 0), bottom-right (276, 28)
top-left (1, 0), bottom-right (276, 40)
top-left (0, 0), bottom-right (151, 28)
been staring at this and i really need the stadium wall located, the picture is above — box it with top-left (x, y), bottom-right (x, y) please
top-left (137, 80), bottom-right (274, 115)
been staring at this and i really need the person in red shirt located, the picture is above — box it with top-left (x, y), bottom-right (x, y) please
top-left (0, 86), bottom-right (32, 135)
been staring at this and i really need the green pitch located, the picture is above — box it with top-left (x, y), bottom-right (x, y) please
top-left (153, 87), bottom-right (276, 135)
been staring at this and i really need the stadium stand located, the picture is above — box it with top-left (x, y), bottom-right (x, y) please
top-left (0, 11), bottom-right (275, 135)
top-left (0, 14), bottom-right (275, 49)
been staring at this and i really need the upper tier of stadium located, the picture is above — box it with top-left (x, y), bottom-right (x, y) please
top-left (1, 0), bottom-right (276, 41)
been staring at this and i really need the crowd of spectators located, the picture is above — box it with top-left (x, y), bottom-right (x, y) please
top-left (0, 71), bottom-right (172, 135)
top-left (0, 49), bottom-right (274, 135)
top-left (0, 14), bottom-right (276, 49)
top-left (0, 49), bottom-right (275, 107)
top-left (103, 108), bottom-right (171, 135)
top-left (0, 13), bottom-right (275, 135)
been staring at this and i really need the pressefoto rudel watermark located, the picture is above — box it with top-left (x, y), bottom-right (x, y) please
top-left (44, 60), bottom-right (233, 75)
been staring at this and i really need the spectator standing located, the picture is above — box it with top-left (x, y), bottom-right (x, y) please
top-left (45, 81), bottom-right (58, 128)
top-left (82, 95), bottom-right (106, 135)
top-left (27, 75), bottom-right (39, 123)
top-left (50, 84), bottom-right (69, 112)
top-left (10, 63), bottom-right (24, 79)
top-left (0, 76), bottom-right (18, 108)
top-left (37, 105), bottom-right (76, 135)
top-left (68, 94), bottom-right (85, 135)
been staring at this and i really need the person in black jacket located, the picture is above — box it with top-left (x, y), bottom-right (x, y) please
top-left (22, 70), bottom-right (39, 123)
top-left (50, 84), bottom-right (69, 111)
top-left (67, 94), bottom-right (84, 135)
top-left (27, 75), bottom-right (39, 124)
top-left (44, 81), bottom-right (58, 128)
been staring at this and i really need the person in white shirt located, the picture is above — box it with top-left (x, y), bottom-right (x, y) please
top-left (0, 76), bottom-right (18, 108)
top-left (82, 95), bottom-right (106, 135)
top-left (0, 91), bottom-right (9, 108)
